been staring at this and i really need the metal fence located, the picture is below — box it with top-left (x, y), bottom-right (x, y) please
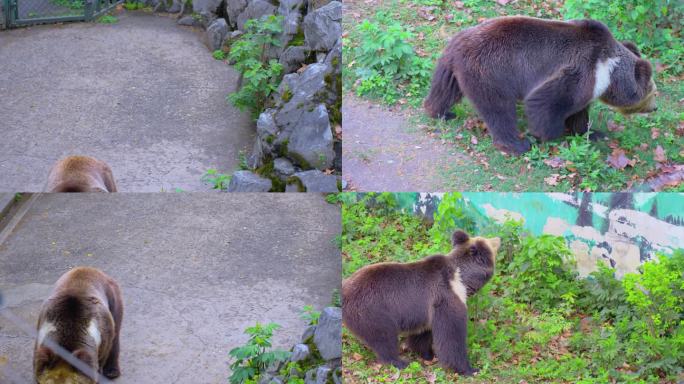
top-left (2, 0), bottom-right (121, 28)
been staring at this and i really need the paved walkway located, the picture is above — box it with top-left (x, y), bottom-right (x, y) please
top-left (0, 193), bottom-right (341, 383)
top-left (0, 12), bottom-right (254, 192)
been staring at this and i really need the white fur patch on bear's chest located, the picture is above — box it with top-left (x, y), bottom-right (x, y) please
top-left (449, 268), bottom-right (468, 305)
top-left (593, 57), bottom-right (621, 99)
top-left (87, 319), bottom-right (101, 349)
top-left (37, 321), bottom-right (57, 345)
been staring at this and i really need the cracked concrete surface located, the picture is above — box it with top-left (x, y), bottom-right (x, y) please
top-left (0, 193), bottom-right (341, 383)
top-left (0, 12), bottom-right (254, 192)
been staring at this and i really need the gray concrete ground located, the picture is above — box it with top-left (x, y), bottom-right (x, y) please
top-left (0, 12), bottom-right (254, 192)
top-left (0, 193), bottom-right (341, 383)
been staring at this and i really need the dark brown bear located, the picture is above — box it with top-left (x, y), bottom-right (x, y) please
top-left (46, 156), bottom-right (118, 192)
top-left (342, 230), bottom-right (500, 375)
top-left (34, 267), bottom-right (124, 384)
top-left (424, 16), bottom-right (657, 154)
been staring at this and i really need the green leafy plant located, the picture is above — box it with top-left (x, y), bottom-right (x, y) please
top-left (228, 322), bottom-right (290, 384)
top-left (300, 305), bottom-right (321, 325)
top-left (212, 50), bottom-right (227, 60)
top-left (558, 134), bottom-right (625, 191)
top-left (122, 1), bottom-right (146, 10)
top-left (201, 168), bottom-right (230, 190)
top-left (97, 15), bottom-right (118, 23)
top-left (228, 15), bottom-right (284, 117)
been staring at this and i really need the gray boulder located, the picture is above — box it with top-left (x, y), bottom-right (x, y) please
top-left (274, 63), bottom-right (332, 134)
top-left (287, 170), bottom-right (337, 192)
top-left (313, 307), bottom-right (342, 360)
top-left (301, 324), bottom-right (316, 342)
top-left (225, 0), bottom-right (247, 29)
top-left (315, 366), bottom-right (331, 384)
top-left (177, 15), bottom-right (200, 27)
top-left (287, 104), bottom-right (334, 170)
top-left (303, 1), bottom-right (341, 51)
top-left (227, 171), bottom-right (272, 192)
top-left (205, 18), bottom-right (228, 51)
top-left (274, 157), bottom-right (296, 177)
top-left (192, 0), bottom-right (222, 15)
top-left (278, 0), bottom-right (304, 35)
top-left (290, 343), bottom-right (310, 362)
top-left (279, 46), bottom-right (309, 74)
top-left (237, 0), bottom-right (276, 31)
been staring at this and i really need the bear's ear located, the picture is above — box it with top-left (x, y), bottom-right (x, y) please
top-left (621, 41), bottom-right (641, 57)
top-left (488, 237), bottom-right (501, 253)
top-left (452, 230), bottom-right (470, 245)
top-left (634, 59), bottom-right (652, 88)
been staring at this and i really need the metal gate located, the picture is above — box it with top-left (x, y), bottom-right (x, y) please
top-left (3, 0), bottom-right (120, 28)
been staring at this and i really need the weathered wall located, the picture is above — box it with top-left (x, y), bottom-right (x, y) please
top-left (380, 192), bottom-right (684, 277)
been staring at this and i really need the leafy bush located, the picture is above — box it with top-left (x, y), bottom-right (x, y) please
top-left (559, 134), bottom-right (625, 191)
top-left (228, 322), bottom-right (290, 384)
top-left (228, 15), bottom-right (284, 117)
top-left (201, 168), bottom-right (230, 190)
top-left (351, 14), bottom-right (434, 105)
top-left (563, 0), bottom-right (684, 75)
top-left (213, 50), bottom-right (227, 60)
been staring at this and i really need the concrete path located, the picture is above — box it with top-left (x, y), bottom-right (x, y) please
top-left (0, 193), bottom-right (341, 383)
top-left (0, 12), bottom-right (254, 192)
top-left (342, 94), bottom-right (471, 191)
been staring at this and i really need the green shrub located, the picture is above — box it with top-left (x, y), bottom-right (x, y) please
top-left (228, 322), bottom-right (290, 384)
top-left (228, 15), bottom-right (284, 117)
top-left (201, 168), bottom-right (230, 190)
top-left (563, 0), bottom-right (684, 75)
top-left (212, 50), bottom-right (227, 60)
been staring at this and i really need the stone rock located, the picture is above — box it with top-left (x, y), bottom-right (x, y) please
top-left (226, 171), bottom-right (272, 192)
top-left (332, 367), bottom-right (342, 384)
top-left (225, 0), bottom-right (247, 29)
top-left (313, 307), bottom-right (342, 360)
top-left (304, 369), bottom-right (316, 384)
top-left (287, 104), bottom-right (334, 170)
top-left (303, 1), bottom-right (341, 51)
top-left (167, 0), bottom-right (182, 13)
top-left (278, 0), bottom-right (304, 35)
top-left (192, 0), bottom-right (222, 15)
top-left (274, 157), bottom-right (295, 177)
top-left (274, 63), bottom-right (334, 136)
top-left (288, 170), bottom-right (337, 192)
top-left (301, 324), bottom-right (316, 342)
top-left (279, 46), bottom-right (309, 74)
top-left (177, 15), bottom-right (200, 26)
top-left (237, 0), bottom-right (276, 31)
top-left (205, 18), bottom-right (228, 51)
top-left (315, 366), bottom-right (331, 384)
top-left (290, 343), bottom-right (310, 362)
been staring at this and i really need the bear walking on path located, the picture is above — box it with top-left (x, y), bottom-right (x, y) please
top-left (424, 16), bottom-right (657, 154)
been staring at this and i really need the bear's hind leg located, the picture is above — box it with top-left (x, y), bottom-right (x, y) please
top-left (407, 330), bottom-right (434, 361)
top-left (432, 296), bottom-right (477, 376)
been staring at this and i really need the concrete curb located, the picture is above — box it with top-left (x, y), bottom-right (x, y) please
top-left (0, 193), bottom-right (16, 220)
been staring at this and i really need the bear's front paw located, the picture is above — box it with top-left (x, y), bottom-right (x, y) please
top-left (493, 138), bottom-right (531, 155)
top-left (103, 366), bottom-right (121, 379)
top-left (460, 367), bottom-right (479, 377)
top-left (387, 359), bottom-right (409, 370)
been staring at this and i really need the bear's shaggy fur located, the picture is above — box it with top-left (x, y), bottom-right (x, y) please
top-left (34, 267), bottom-right (124, 384)
top-left (342, 230), bottom-right (500, 375)
top-left (46, 156), bottom-right (117, 192)
top-left (424, 16), bottom-right (657, 154)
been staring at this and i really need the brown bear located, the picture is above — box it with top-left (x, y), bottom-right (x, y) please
top-left (46, 156), bottom-right (118, 192)
top-left (424, 16), bottom-right (657, 154)
top-left (34, 267), bottom-right (124, 384)
top-left (342, 230), bottom-right (500, 376)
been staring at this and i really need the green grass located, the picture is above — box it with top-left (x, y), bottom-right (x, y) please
top-left (97, 14), bottom-right (118, 23)
top-left (341, 193), bottom-right (684, 384)
top-left (343, 0), bottom-right (684, 191)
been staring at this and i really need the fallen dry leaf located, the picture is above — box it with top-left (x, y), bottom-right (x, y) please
top-left (544, 174), bottom-right (560, 186)
top-left (496, 0), bottom-right (510, 5)
top-left (607, 148), bottom-right (635, 169)
top-left (654, 145), bottom-right (667, 163)
top-left (651, 128), bottom-right (660, 139)
top-left (543, 156), bottom-right (565, 168)
top-left (471, 135), bottom-right (479, 145)
top-left (607, 120), bottom-right (625, 132)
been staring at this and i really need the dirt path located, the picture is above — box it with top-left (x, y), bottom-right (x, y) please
top-left (0, 12), bottom-right (253, 192)
top-left (342, 95), bottom-right (471, 191)
top-left (0, 193), bottom-right (341, 383)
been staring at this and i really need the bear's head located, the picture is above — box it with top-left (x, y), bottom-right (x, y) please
top-left (451, 230), bottom-right (500, 267)
top-left (34, 346), bottom-right (97, 384)
top-left (600, 41), bottom-right (657, 114)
